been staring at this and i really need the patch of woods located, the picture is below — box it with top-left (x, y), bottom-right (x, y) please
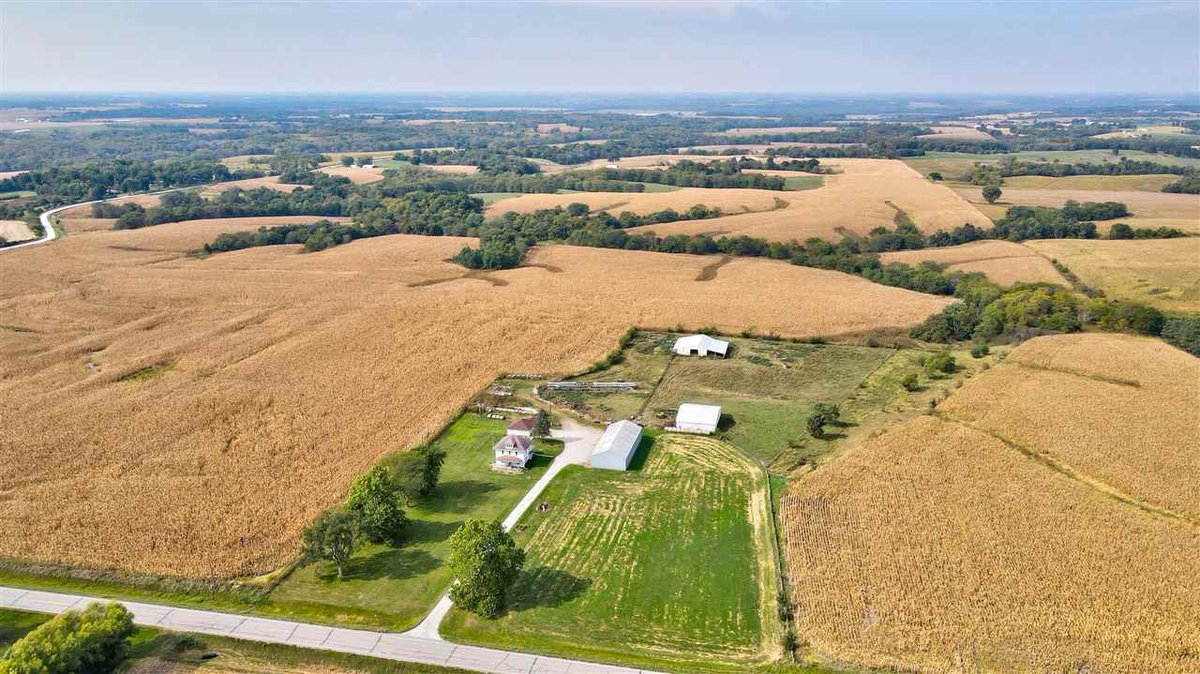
top-left (1, 602), bottom-right (135, 674)
top-left (298, 447), bottom-right (525, 618)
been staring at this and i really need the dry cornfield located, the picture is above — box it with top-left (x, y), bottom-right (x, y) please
top-left (881, 240), bottom-right (1068, 287)
top-left (486, 186), bottom-right (787, 218)
top-left (780, 334), bottom-right (1200, 673)
top-left (1024, 238), bottom-right (1200, 313)
top-left (0, 221), bottom-right (949, 579)
top-left (624, 159), bottom-right (992, 241)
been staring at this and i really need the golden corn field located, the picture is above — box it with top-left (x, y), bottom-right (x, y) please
top-left (624, 159), bottom-right (992, 241)
top-left (780, 334), bottom-right (1200, 673)
top-left (0, 221), bottom-right (949, 578)
top-left (881, 239), bottom-right (1069, 287)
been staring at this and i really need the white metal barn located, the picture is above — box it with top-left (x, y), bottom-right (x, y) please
top-left (673, 334), bottom-right (730, 358)
top-left (674, 403), bottom-right (722, 435)
top-left (590, 420), bottom-right (644, 471)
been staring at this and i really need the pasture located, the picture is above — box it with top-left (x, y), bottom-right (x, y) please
top-left (881, 240), bottom-right (1068, 287)
top-left (0, 224), bottom-right (949, 579)
top-left (543, 331), bottom-right (987, 473)
top-left (270, 413), bottom-right (551, 630)
top-left (915, 124), bottom-right (994, 141)
top-left (1025, 238), bottom-right (1200, 314)
top-left (442, 433), bottom-right (779, 671)
top-left (780, 334), bottom-right (1200, 673)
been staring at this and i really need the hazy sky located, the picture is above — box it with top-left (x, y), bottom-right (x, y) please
top-left (3, 1), bottom-right (1198, 94)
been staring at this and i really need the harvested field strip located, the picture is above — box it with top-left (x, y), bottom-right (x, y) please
top-left (934, 411), bottom-right (1197, 526)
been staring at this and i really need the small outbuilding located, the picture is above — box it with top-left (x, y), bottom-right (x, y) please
top-left (673, 334), bottom-right (730, 358)
top-left (493, 434), bottom-right (534, 470)
top-left (589, 420), bottom-right (644, 471)
top-left (674, 403), bottom-right (722, 435)
top-left (507, 417), bottom-right (536, 437)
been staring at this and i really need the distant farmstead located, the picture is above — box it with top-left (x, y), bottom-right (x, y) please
top-left (507, 417), bottom-right (536, 437)
top-left (673, 334), bottom-right (730, 358)
top-left (589, 420), bottom-right (644, 471)
top-left (674, 403), bottom-right (722, 435)
top-left (493, 434), bottom-right (534, 470)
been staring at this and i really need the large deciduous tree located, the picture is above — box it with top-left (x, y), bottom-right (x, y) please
top-left (447, 519), bottom-right (525, 618)
top-left (300, 510), bottom-right (361, 580)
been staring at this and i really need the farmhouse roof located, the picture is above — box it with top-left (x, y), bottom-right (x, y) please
top-left (676, 403), bottom-right (722, 427)
top-left (674, 334), bottom-right (730, 356)
top-left (496, 454), bottom-right (527, 465)
top-left (508, 417), bottom-right (536, 432)
top-left (493, 435), bottom-right (533, 452)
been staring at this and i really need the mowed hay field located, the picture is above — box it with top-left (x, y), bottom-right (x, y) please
top-left (0, 220), bottom-right (35, 242)
top-left (780, 334), bottom-right (1200, 673)
top-left (624, 159), bottom-right (992, 241)
top-left (1025, 238), bottom-right (1200, 313)
top-left (0, 226), bottom-right (950, 579)
top-left (444, 434), bottom-right (779, 670)
top-left (881, 240), bottom-right (1068, 287)
top-left (316, 164), bottom-right (386, 184)
top-left (953, 185), bottom-right (1200, 234)
top-left (1000, 174), bottom-right (1181, 192)
top-left (716, 125), bottom-right (840, 136)
top-left (199, 176), bottom-right (306, 196)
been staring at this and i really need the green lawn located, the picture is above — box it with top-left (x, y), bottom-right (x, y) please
top-left (0, 190), bottom-right (36, 200)
top-left (0, 608), bottom-right (48, 648)
top-left (270, 413), bottom-right (552, 631)
top-left (443, 433), bottom-right (777, 672)
top-left (782, 175), bottom-right (824, 191)
top-left (635, 181), bottom-right (682, 192)
top-left (903, 149), bottom-right (1200, 178)
top-left (470, 192), bottom-right (523, 205)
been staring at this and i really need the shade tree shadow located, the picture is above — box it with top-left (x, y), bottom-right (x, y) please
top-left (424, 480), bottom-right (500, 513)
top-left (322, 547), bottom-right (441, 582)
top-left (508, 566), bottom-right (593, 612)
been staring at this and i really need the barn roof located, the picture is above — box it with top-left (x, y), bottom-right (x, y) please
top-left (508, 417), bottom-right (536, 432)
top-left (591, 420), bottom-right (643, 462)
top-left (676, 403), bottom-right (722, 427)
top-left (674, 334), bottom-right (730, 355)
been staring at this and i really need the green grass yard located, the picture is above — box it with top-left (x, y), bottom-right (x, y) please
top-left (270, 413), bottom-right (552, 631)
top-left (442, 433), bottom-right (778, 672)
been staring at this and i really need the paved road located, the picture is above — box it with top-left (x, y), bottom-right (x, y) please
top-left (407, 417), bottom-right (602, 640)
top-left (0, 585), bottom-right (652, 673)
top-left (1, 187), bottom-right (189, 254)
